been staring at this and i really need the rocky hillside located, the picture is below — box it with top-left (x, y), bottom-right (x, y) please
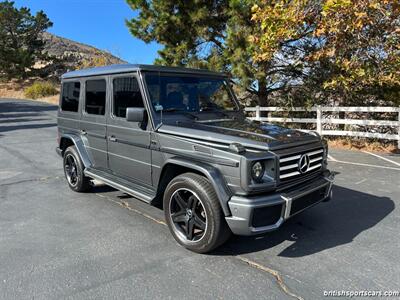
top-left (0, 33), bottom-right (126, 102)
top-left (41, 32), bottom-right (126, 69)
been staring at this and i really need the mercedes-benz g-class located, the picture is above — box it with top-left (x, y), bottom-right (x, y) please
top-left (56, 64), bottom-right (334, 253)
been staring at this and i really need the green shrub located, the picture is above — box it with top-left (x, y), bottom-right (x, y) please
top-left (24, 81), bottom-right (58, 99)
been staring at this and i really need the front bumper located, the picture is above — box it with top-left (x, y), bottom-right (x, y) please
top-left (225, 171), bottom-right (334, 236)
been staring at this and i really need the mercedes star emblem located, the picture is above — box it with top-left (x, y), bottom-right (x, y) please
top-left (298, 154), bottom-right (310, 173)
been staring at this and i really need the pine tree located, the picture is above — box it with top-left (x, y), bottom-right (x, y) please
top-left (0, 1), bottom-right (53, 79)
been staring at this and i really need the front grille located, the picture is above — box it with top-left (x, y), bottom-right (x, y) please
top-left (290, 185), bottom-right (328, 216)
top-left (279, 148), bottom-right (324, 182)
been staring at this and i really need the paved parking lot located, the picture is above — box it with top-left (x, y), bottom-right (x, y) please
top-left (1, 99), bottom-right (399, 299)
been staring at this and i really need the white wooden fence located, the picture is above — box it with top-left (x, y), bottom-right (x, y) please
top-left (245, 106), bottom-right (400, 148)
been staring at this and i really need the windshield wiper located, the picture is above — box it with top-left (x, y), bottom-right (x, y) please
top-left (163, 107), bottom-right (198, 120)
top-left (199, 106), bottom-right (231, 118)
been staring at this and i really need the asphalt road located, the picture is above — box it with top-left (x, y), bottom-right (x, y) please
top-left (1, 99), bottom-right (399, 300)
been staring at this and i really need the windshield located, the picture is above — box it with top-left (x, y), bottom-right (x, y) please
top-left (144, 72), bottom-right (239, 113)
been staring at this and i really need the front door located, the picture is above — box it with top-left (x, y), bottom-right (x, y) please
top-left (80, 77), bottom-right (108, 170)
top-left (106, 74), bottom-right (152, 186)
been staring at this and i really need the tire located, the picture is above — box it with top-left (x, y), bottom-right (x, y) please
top-left (63, 146), bottom-right (91, 192)
top-left (164, 173), bottom-right (231, 253)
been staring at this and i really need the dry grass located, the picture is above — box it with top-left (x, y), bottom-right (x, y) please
top-left (0, 79), bottom-right (60, 105)
top-left (24, 81), bottom-right (58, 100)
top-left (38, 94), bottom-right (59, 105)
top-left (328, 138), bottom-right (399, 154)
top-left (0, 82), bottom-right (26, 99)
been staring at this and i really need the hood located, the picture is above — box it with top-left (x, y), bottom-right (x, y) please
top-left (158, 117), bottom-right (320, 150)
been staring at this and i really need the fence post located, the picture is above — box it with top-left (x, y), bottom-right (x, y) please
top-left (316, 105), bottom-right (322, 135)
top-left (398, 106), bottom-right (400, 150)
top-left (256, 105), bottom-right (260, 121)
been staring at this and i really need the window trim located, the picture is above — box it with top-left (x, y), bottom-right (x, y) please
top-left (83, 78), bottom-right (108, 116)
top-left (110, 74), bottom-right (146, 121)
top-left (60, 80), bottom-right (81, 114)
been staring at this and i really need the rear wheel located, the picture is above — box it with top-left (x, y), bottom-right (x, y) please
top-left (63, 146), bottom-right (91, 192)
top-left (164, 173), bottom-right (231, 253)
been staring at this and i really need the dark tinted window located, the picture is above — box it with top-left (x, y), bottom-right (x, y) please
top-left (61, 82), bottom-right (80, 112)
top-left (113, 77), bottom-right (144, 118)
top-left (85, 79), bottom-right (106, 115)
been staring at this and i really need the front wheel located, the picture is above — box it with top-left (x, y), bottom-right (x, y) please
top-left (164, 173), bottom-right (231, 253)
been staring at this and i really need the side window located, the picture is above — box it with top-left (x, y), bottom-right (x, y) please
top-left (61, 81), bottom-right (80, 112)
top-left (85, 79), bottom-right (106, 115)
top-left (113, 77), bottom-right (144, 118)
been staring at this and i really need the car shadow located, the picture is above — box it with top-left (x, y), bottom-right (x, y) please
top-left (0, 112), bottom-right (50, 119)
top-left (0, 100), bottom-right (58, 114)
top-left (91, 182), bottom-right (394, 257)
top-left (0, 100), bottom-right (58, 133)
top-left (0, 123), bottom-right (56, 133)
top-left (90, 185), bottom-right (117, 194)
top-left (0, 117), bottom-right (51, 124)
top-left (213, 185), bottom-right (394, 257)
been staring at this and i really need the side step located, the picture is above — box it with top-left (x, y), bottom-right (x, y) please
top-left (84, 168), bottom-right (155, 204)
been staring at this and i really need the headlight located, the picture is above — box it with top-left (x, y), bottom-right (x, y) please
top-left (251, 161), bottom-right (265, 182)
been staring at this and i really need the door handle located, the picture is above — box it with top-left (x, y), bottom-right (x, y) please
top-left (80, 130), bottom-right (87, 135)
top-left (109, 136), bottom-right (117, 142)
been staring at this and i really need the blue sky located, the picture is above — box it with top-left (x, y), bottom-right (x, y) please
top-left (14, 0), bottom-right (161, 64)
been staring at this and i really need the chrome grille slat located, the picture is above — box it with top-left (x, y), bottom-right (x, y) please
top-left (279, 148), bottom-right (324, 181)
top-left (310, 157), bottom-right (322, 163)
top-left (280, 171), bottom-right (301, 179)
top-left (280, 155), bottom-right (301, 163)
top-left (308, 163), bottom-right (322, 171)
top-left (280, 163), bottom-right (298, 171)
top-left (308, 149), bottom-right (324, 156)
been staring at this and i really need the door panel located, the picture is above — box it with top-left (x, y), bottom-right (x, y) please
top-left (106, 74), bottom-right (152, 186)
top-left (80, 78), bottom-right (108, 170)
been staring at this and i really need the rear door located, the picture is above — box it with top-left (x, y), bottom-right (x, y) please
top-left (106, 74), bottom-right (152, 186)
top-left (80, 77), bottom-right (109, 170)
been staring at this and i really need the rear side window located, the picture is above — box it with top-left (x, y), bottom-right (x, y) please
top-left (85, 79), bottom-right (106, 115)
top-left (61, 82), bottom-right (80, 112)
top-left (113, 77), bottom-right (144, 118)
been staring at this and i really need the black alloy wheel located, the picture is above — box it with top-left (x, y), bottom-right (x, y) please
top-left (169, 188), bottom-right (207, 242)
top-left (65, 153), bottom-right (78, 187)
top-left (164, 173), bottom-right (231, 253)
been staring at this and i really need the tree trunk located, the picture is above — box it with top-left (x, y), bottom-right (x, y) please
top-left (257, 80), bottom-right (269, 117)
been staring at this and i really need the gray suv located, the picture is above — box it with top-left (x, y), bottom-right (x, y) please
top-left (56, 64), bottom-right (334, 253)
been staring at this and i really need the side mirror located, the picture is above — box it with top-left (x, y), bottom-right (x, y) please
top-left (126, 107), bottom-right (145, 123)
